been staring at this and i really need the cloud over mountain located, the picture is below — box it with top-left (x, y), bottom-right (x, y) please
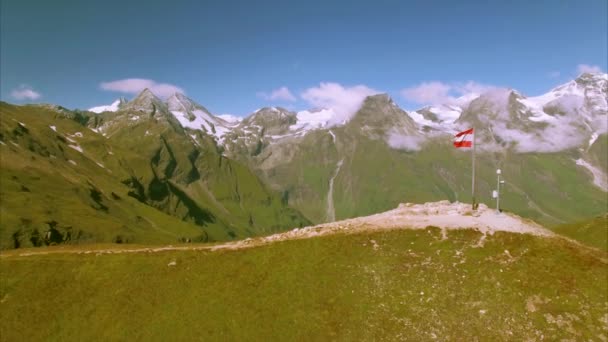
top-left (386, 131), bottom-right (425, 151)
top-left (257, 86), bottom-right (296, 102)
top-left (577, 64), bottom-right (603, 74)
top-left (10, 85), bottom-right (41, 100)
top-left (301, 82), bottom-right (379, 124)
top-left (100, 79), bottom-right (184, 98)
top-left (401, 81), bottom-right (496, 105)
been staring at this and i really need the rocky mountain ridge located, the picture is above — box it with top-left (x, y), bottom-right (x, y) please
top-left (90, 72), bottom-right (607, 155)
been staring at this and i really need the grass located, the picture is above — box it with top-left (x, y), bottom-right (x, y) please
top-left (1, 228), bottom-right (606, 341)
top-left (553, 214), bottom-right (608, 252)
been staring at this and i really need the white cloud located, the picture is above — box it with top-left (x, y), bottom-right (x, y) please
top-left (257, 86), bottom-right (296, 102)
top-left (454, 81), bottom-right (496, 95)
top-left (10, 85), bottom-right (41, 100)
top-left (548, 71), bottom-right (561, 78)
top-left (100, 78), bottom-right (184, 98)
top-left (401, 81), bottom-right (452, 104)
top-left (400, 81), bottom-right (495, 105)
top-left (488, 118), bottom-right (587, 153)
top-left (300, 82), bottom-right (380, 124)
top-left (386, 130), bottom-right (425, 151)
top-left (577, 64), bottom-right (603, 74)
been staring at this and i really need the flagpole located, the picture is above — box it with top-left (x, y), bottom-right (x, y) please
top-left (472, 127), bottom-right (477, 210)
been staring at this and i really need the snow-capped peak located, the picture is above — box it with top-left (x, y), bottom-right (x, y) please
top-left (166, 92), bottom-right (232, 139)
top-left (166, 92), bottom-right (211, 114)
top-left (88, 97), bottom-right (127, 113)
top-left (290, 108), bottom-right (336, 131)
top-left (517, 73), bottom-right (607, 124)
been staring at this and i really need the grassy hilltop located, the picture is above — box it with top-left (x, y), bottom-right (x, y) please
top-left (1, 227), bottom-right (606, 341)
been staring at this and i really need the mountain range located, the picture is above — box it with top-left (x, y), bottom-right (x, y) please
top-left (0, 73), bottom-right (606, 249)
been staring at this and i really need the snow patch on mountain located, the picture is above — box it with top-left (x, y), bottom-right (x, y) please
top-left (575, 159), bottom-right (608, 191)
top-left (217, 114), bottom-right (242, 124)
top-left (328, 130), bottom-right (336, 143)
top-left (172, 110), bottom-right (225, 135)
top-left (68, 144), bottom-right (83, 153)
top-left (89, 100), bottom-right (122, 113)
top-left (408, 111), bottom-right (437, 128)
top-left (89, 97), bottom-right (127, 114)
top-left (290, 108), bottom-right (337, 131)
top-left (167, 93), bottom-right (232, 139)
top-left (410, 105), bottom-right (463, 131)
top-left (427, 105), bottom-right (462, 122)
top-left (588, 133), bottom-right (599, 148)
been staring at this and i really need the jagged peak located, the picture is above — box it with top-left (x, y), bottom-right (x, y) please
top-left (127, 88), bottom-right (164, 105)
top-left (122, 88), bottom-right (169, 114)
top-left (359, 93), bottom-right (408, 114)
top-left (166, 92), bottom-right (211, 113)
top-left (255, 106), bottom-right (291, 114)
top-left (547, 73), bottom-right (607, 94)
top-left (138, 88), bottom-right (157, 98)
top-left (577, 71), bottom-right (608, 79)
top-left (575, 72), bottom-right (608, 88)
top-left (351, 92), bottom-right (418, 134)
top-left (468, 88), bottom-right (520, 109)
top-left (364, 93), bottom-right (392, 103)
top-left (243, 106), bottom-right (296, 127)
top-left (166, 92), bottom-right (192, 104)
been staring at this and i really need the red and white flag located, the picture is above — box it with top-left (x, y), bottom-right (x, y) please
top-left (453, 128), bottom-right (474, 148)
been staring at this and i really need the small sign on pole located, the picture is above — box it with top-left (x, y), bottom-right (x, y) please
top-left (492, 190), bottom-right (498, 199)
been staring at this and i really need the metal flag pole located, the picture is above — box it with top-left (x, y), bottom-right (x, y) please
top-left (496, 169), bottom-right (501, 213)
top-left (472, 127), bottom-right (477, 210)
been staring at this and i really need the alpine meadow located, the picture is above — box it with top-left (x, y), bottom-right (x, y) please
top-left (1, 1), bottom-right (607, 341)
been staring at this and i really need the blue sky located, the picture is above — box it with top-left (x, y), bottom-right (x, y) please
top-left (1, 0), bottom-right (606, 116)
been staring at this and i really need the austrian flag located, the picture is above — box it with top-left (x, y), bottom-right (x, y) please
top-left (454, 128), bottom-right (474, 148)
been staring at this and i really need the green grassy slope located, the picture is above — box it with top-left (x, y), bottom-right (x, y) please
top-left (0, 103), bottom-right (207, 248)
top-left (553, 214), bottom-right (608, 251)
top-left (93, 109), bottom-right (309, 240)
top-left (1, 228), bottom-right (606, 341)
top-left (0, 102), bottom-right (308, 249)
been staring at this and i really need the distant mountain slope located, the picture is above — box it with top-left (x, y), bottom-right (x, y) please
top-left (4, 73), bottom-right (606, 248)
top-left (0, 100), bottom-right (309, 249)
top-left (221, 93), bottom-right (607, 228)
